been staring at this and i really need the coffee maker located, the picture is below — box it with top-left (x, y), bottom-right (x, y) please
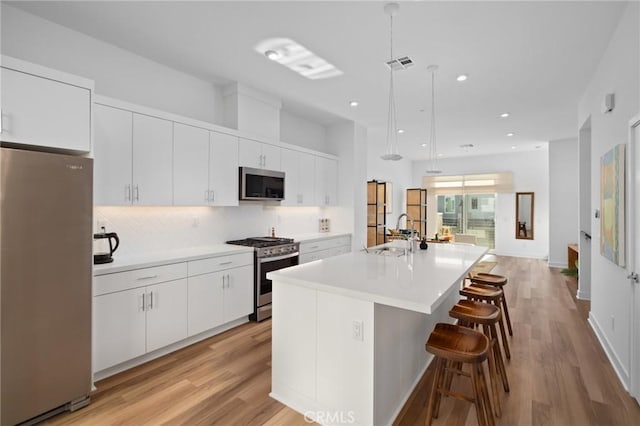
top-left (93, 226), bottom-right (120, 264)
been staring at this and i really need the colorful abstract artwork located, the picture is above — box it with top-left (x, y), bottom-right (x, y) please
top-left (600, 144), bottom-right (625, 266)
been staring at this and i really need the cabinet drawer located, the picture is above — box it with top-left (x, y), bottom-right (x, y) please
top-left (188, 252), bottom-right (253, 277)
top-left (94, 263), bottom-right (188, 296)
top-left (300, 236), bottom-right (351, 253)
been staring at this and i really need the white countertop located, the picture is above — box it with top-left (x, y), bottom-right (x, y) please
top-left (93, 244), bottom-right (255, 276)
top-left (267, 241), bottom-right (487, 314)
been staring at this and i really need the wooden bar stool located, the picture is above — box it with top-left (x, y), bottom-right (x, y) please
top-left (449, 300), bottom-right (510, 418)
top-left (460, 284), bottom-right (511, 360)
top-left (469, 272), bottom-right (513, 336)
top-left (425, 323), bottom-right (494, 426)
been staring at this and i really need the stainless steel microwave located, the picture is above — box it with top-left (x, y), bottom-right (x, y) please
top-left (239, 167), bottom-right (285, 201)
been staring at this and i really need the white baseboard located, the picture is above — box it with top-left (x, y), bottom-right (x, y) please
top-left (492, 250), bottom-right (547, 259)
top-left (588, 313), bottom-right (629, 390)
top-left (548, 261), bottom-right (567, 268)
top-left (576, 289), bottom-right (591, 300)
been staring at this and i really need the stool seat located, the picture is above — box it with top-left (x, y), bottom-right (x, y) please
top-left (426, 323), bottom-right (489, 364)
top-left (460, 283), bottom-right (502, 299)
top-left (470, 273), bottom-right (507, 287)
top-left (450, 299), bottom-right (500, 324)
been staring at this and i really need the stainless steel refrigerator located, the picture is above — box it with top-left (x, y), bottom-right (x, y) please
top-left (1, 147), bottom-right (92, 425)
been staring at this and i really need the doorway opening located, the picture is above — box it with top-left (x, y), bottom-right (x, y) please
top-left (436, 193), bottom-right (496, 249)
top-left (578, 117), bottom-right (592, 300)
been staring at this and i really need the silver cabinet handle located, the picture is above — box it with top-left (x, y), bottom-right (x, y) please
top-left (149, 291), bottom-right (154, 309)
top-left (125, 185), bottom-right (131, 202)
top-left (0, 108), bottom-right (3, 134)
top-left (210, 190), bottom-right (215, 203)
top-left (219, 261), bottom-right (233, 266)
top-left (137, 275), bottom-right (158, 281)
top-left (226, 274), bottom-right (230, 288)
top-left (222, 275), bottom-right (226, 289)
top-left (142, 293), bottom-right (146, 311)
top-left (133, 185), bottom-right (140, 202)
top-left (310, 245), bottom-right (319, 249)
top-left (205, 189), bottom-right (209, 202)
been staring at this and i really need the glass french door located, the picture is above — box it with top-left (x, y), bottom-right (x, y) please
top-left (437, 193), bottom-right (496, 248)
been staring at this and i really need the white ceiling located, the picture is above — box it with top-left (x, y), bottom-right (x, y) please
top-left (9, 1), bottom-right (627, 160)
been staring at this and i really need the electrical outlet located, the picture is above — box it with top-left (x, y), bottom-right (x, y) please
top-left (192, 216), bottom-right (200, 228)
top-left (96, 219), bottom-right (106, 231)
top-left (352, 320), bottom-right (364, 341)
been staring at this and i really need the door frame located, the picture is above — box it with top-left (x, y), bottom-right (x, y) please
top-left (628, 113), bottom-right (640, 400)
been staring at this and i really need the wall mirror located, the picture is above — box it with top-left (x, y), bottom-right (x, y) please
top-left (516, 192), bottom-right (534, 240)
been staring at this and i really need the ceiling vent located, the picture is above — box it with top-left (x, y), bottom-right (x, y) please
top-left (385, 56), bottom-right (414, 71)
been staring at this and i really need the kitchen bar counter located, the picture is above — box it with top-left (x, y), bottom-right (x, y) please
top-left (268, 241), bottom-right (487, 425)
top-left (93, 244), bottom-right (254, 275)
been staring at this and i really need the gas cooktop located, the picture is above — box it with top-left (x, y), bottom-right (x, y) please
top-left (226, 237), bottom-right (294, 248)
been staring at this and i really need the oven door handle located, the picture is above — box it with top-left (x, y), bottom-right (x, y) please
top-left (259, 252), bottom-right (300, 263)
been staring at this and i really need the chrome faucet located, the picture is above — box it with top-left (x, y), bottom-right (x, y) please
top-left (396, 213), bottom-right (416, 253)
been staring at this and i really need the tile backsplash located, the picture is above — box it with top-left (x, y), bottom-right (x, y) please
top-left (95, 205), bottom-right (338, 257)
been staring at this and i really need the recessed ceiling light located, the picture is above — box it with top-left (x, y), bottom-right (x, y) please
top-left (437, 153), bottom-right (444, 157)
top-left (397, 129), bottom-right (405, 134)
top-left (421, 143), bottom-right (427, 147)
top-left (349, 100), bottom-right (359, 107)
top-left (264, 50), bottom-right (281, 61)
top-left (507, 132), bottom-right (515, 137)
top-left (500, 112), bottom-right (510, 118)
top-left (511, 146), bottom-right (517, 149)
top-left (456, 74), bottom-right (468, 82)
top-left (255, 38), bottom-right (343, 80)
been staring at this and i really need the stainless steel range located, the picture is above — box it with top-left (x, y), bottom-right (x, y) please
top-left (226, 237), bottom-right (299, 321)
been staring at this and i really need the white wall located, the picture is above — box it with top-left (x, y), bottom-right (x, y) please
top-left (281, 110), bottom-right (328, 153)
top-left (578, 1), bottom-right (640, 387)
top-left (412, 149), bottom-right (550, 258)
top-left (327, 121), bottom-right (367, 250)
top-left (1, 4), bottom-right (223, 124)
top-left (366, 128), bottom-right (414, 230)
top-left (548, 138), bottom-right (579, 268)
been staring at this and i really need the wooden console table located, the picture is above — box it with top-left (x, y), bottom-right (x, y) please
top-left (568, 244), bottom-right (579, 269)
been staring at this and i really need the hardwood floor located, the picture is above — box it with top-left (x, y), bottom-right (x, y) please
top-left (45, 256), bottom-right (640, 425)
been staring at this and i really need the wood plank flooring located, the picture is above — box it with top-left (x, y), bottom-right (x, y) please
top-left (44, 256), bottom-right (640, 425)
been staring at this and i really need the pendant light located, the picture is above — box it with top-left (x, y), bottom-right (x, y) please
top-left (425, 64), bottom-right (442, 174)
top-left (380, 2), bottom-right (402, 161)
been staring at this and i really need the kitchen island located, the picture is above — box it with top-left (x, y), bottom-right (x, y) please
top-left (267, 241), bottom-right (487, 425)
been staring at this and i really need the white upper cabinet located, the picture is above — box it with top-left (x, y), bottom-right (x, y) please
top-left (94, 104), bottom-right (133, 206)
top-left (132, 114), bottom-right (173, 205)
top-left (173, 123), bottom-right (210, 205)
top-left (209, 131), bottom-right (239, 206)
top-left (1, 64), bottom-right (91, 152)
top-left (281, 148), bottom-right (316, 206)
top-left (315, 157), bottom-right (338, 206)
top-left (239, 137), bottom-right (281, 170)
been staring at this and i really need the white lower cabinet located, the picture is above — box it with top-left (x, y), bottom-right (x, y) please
top-left (187, 257), bottom-right (253, 337)
top-left (93, 287), bottom-right (146, 372)
top-left (94, 252), bottom-right (253, 374)
top-left (93, 278), bottom-right (187, 372)
top-left (299, 235), bottom-right (352, 264)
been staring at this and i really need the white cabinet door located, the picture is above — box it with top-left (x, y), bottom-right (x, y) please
top-left (223, 265), bottom-right (253, 322)
top-left (315, 157), bottom-right (338, 206)
top-left (1, 67), bottom-right (91, 152)
top-left (146, 279), bottom-right (188, 353)
top-left (173, 123), bottom-right (210, 206)
top-left (280, 148), bottom-right (299, 206)
top-left (187, 272), bottom-right (225, 336)
top-left (93, 104), bottom-right (133, 206)
top-left (93, 287), bottom-right (146, 371)
top-left (299, 152), bottom-right (316, 206)
top-left (132, 114), bottom-right (173, 205)
top-left (261, 143), bottom-right (281, 171)
top-left (210, 132), bottom-right (239, 206)
top-left (238, 138), bottom-right (262, 168)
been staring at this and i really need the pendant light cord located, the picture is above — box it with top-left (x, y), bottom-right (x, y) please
top-left (386, 12), bottom-right (399, 156)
